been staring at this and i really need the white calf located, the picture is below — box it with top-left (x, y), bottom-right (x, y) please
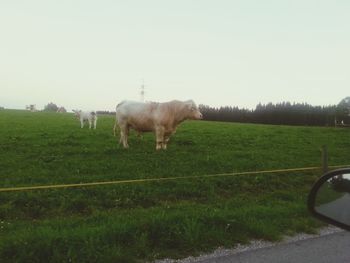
top-left (73, 110), bottom-right (97, 129)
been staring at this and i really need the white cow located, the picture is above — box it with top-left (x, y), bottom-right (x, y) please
top-left (115, 100), bottom-right (202, 150)
top-left (73, 110), bottom-right (97, 129)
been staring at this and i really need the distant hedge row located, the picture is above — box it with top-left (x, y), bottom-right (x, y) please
top-left (199, 102), bottom-right (349, 127)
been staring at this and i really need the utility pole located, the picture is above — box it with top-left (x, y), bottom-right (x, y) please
top-left (140, 79), bottom-right (145, 102)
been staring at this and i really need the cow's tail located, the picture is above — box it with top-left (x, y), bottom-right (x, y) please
top-left (113, 103), bottom-right (121, 137)
top-left (113, 120), bottom-right (118, 136)
top-left (114, 101), bottom-right (124, 136)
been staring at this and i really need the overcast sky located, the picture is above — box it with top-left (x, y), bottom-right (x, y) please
top-left (1, 0), bottom-right (349, 111)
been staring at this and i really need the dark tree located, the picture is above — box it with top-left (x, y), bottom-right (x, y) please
top-left (44, 102), bottom-right (59, 112)
top-left (336, 97), bottom-right (350, 124)
top-left (199, 101), bottom-right (340, 127)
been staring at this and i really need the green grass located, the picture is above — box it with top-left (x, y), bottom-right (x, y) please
top-left (1, 109), bottom-right (350, 262)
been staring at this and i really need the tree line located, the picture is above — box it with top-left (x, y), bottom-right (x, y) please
top-left (199, 100), bottom-right (350, 127)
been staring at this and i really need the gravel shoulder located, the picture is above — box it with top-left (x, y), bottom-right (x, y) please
top-left (155, 226), bottom-right (343, 263)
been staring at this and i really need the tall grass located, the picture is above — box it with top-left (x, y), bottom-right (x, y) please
top-left (1, 110), bottom-right (350, 262)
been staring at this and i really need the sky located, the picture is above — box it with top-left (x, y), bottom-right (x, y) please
top-left (1, 0), bottom-right (349, 111)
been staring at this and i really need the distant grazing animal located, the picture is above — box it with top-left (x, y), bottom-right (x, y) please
top-left (115, 100), bottom-right (202, 150)
top-left (73, 110), bottom-right (97, 129)
top-left (56, 107), bottom-right (67, 113)
top-left (26, 104), bottom-right (37, 112)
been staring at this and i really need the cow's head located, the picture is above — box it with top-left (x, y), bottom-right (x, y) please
top-left (72, 109), bottom-right (81, 119)
top-left (185, 100), bottom-right (203, 120)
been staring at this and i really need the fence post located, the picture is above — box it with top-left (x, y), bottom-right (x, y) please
top-left (321, 145), bottom-right (328, 174)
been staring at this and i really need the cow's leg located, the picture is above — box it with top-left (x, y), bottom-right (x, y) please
top-left (123, 127), bottom-right (130, 148)
top-left (93, 118), bottom-right (97, 129)
top-left (88, 119), bottom-right (92, 129)
top-left (155, 126), bottom-right (165, 150)
top-left (80, 119), bottom-right (84, 128)
top-left (163, 132), bottom-right (173, 150)
top-left (120, 124), bottom-right (129, 148)
top-left (163, 135), bottom-right (170, 149)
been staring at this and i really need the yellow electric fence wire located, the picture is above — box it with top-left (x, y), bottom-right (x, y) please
top-left (0, 165), bottom-right (349, 193)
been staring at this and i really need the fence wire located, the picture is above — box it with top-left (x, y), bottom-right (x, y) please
top-left (1, 165), bottom-right (349, 193)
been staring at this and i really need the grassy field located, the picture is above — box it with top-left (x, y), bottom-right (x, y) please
top-left (1, 109), bottom-right (350, 262)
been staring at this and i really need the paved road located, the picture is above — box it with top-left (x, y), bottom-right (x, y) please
top-left (317, 193), bottom-right (350, 226)
top-left (198, 230), bottom-right (350, 263)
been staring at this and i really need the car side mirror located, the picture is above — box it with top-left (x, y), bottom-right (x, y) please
top-left (308, 168), bottom-right (350, 231)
